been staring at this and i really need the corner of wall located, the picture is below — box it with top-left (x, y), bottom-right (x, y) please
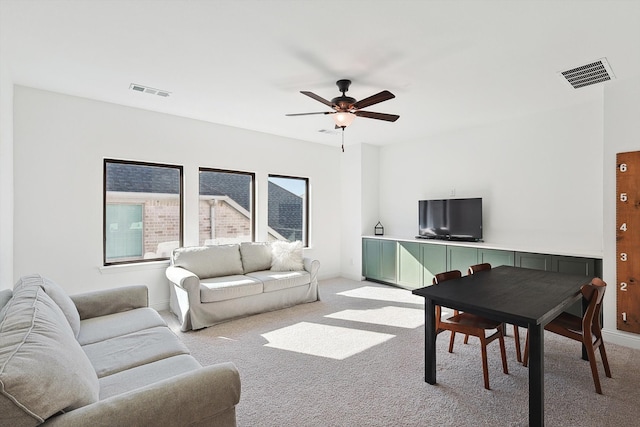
top-left (0, 61), bottom-right (14, 289)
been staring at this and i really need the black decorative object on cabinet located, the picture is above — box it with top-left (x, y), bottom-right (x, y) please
top-left (374, 222), bottom-right (384, 236)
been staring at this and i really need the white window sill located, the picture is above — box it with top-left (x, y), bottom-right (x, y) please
top-left (99, 260), bottom-right (170, 274)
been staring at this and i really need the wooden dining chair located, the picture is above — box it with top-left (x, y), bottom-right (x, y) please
top-left (467, 263), bottom-right (522, 362)
top-left (433, 270), bottom-right (509, 390)
top-left (522, 277), bottom-right (611, 394)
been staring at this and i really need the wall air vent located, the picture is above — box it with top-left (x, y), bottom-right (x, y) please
top-left (318, 129), bottom-right (340, 136)
top-left (558, 58), bottom-right (615, 89)
top-left (129, 83), bottom-right (171, 98)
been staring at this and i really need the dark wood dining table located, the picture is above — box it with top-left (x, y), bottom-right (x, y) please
top-left (412, 265), bottom-right (590, 427)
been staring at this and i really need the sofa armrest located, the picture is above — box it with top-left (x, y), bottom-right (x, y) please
top-left (42, 362), bottom-right (241, 427)
top-left (166, 266), bottom-right (200, 292)
top-left (303, 258), bottom-right (320, 284)
top-left (70, 285), bottom-right (148, 320)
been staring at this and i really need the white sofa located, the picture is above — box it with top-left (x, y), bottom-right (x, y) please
top-left (0, 275), bottom-right (240, 427)
top-left (166, 241), bottom-right (320, 331)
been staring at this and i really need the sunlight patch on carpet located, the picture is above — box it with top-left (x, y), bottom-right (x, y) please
top-left (261, 322), bottom-right (395, 360)
top-left (325, 306), bottom-right (424, 329)
top-left (337, 286), bottom-right (424, 305)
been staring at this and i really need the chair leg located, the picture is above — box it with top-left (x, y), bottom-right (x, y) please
top-left (464, 334), bottom-right (470, 344)
top-left (449, 331), bottom-right (456, 353)
top-left (513, 325), bottom-right (522, 363)
top-left (479, 335), bottom-right (490, 390)
top-left (584, 341), bottom-right (603, 394)
top-left (596, 341), bottom-right (612, 379)
top-left (594, 331), bottom-right (612, 378)
top-left (499, 331), bottom-right (509, 375)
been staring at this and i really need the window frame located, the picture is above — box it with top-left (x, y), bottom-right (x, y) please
top-left (103, 158), bottom-right (184, 266)
top-left (198, 167), bottom-right (256, 245)
top-left (268, 174), bottom-right (310, 247)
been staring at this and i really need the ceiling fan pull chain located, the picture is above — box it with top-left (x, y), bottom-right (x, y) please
top-left (341, 127), bottom-right (345, 152)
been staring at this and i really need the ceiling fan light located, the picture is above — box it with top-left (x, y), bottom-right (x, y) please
top-left (333, 112), bottom-right (356, 128)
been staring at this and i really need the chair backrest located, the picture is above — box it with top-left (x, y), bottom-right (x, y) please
top-left (580, 277), bottom-right (607, 335)
top-left (433, 270), bottom-right (462, 285)
top-left (468, 263), bottom-right (491, 275)
top-left (432, 270), bottom-right (462, 329)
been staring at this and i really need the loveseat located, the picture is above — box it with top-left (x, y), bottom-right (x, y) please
top-left (166, 241), bottom-right (320, 331)
top-left (0, 274), bottom-right (241, 427)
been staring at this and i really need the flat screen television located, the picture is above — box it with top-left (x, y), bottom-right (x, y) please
top-left (417, 198), bottom-right (483, 242)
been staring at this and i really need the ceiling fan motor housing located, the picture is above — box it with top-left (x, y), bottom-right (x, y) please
top-left (331, 96), bottom-right (356, 110)
top-left (332, 79), bottom-right (354, 110)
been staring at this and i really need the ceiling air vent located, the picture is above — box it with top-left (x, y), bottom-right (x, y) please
top-left (129, 83), bottom-right (171, 98)
top-left (558, 58), bottom-right (615, 89)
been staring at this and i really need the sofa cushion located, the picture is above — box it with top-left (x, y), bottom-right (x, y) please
top-left (77, 307), bottom-right (167, 346)
top-left (0, 285), bottom-right (99, 427)
top-left (173, 245), bottom-right (243, 279)
top-left (14, 274), bottom-right (81, 338)
top-left (271, 240), bottom-right (304, 271)
top-left (246, 270), bottom-right (311, 293)
top-left (98, 354), bottom-right (202, 399)
top-left (240, 242), bottom-right (272, 273)
top-left (81, 326), bottom-right (191, 378)
top-left (200, 275), bottom-right (263, 302)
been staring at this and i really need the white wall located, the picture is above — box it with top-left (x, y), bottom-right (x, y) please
top-left (0, 58), bottom-right (13, 290)
top-left (603, 75), bottom-right (640, 349)
top-left (339, 143), bottom-right (381, 281)
top-left (377, 100), bottom-right (603, 257)
top-left (13, 86), bottom-right (342, 308)
top-left (340, 143), bottom-right (362, 280)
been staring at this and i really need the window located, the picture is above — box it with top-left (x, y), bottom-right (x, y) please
top-left (199, 168), bottom-right (255, 245)
top-left (104, 159), bottom-right (183, 265)
top-left (268, 175), bottom-right (309, 246)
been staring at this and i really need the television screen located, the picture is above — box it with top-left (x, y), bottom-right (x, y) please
top-left (417, 198), bottom-right (483, 242)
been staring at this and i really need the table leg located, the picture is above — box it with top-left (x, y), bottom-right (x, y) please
top-left (425, 298), bottom-right (436, 384)
top-left (528, 323), bottom-right (544, 427)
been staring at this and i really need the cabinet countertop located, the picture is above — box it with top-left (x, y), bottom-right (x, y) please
top-left (362, 235), bottom-right (603, 260)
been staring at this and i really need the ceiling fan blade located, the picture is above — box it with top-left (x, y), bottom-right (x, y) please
top-left (354, 110), bottom-right (400, 122)
top-left (286, 112), bottom-right (331, 116)
top-left (301, 91), bottom-right (334, 107)
top-left (352, 90), bottom-right (395, 110)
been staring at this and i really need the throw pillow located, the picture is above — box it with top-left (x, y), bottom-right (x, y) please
top-left (271, 240), bottom-right (304, 272)
top-left (240, 242), bottom-right (272, 273)
top-left (14, 274), bottom-right (81, 339)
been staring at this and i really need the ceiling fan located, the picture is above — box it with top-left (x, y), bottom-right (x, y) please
top-left (286, 79), bottom-right (399, 128)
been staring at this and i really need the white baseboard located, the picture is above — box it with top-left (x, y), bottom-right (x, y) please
top-left (603, 328), bottom-right (640, 350)
top-left (150, 299), bottom-right (170, 312)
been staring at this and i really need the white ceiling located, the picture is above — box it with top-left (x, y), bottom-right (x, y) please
top-left (2, 0), bottom-right (639, 148)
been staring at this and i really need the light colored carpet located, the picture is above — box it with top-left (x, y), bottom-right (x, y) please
top-left (161, 278), bottom-right (640, 426)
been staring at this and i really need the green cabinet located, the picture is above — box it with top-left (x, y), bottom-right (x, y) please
top-left (447, 246), bottom-right (515, 273)
top-left (362, 238), bottom-right (397, 284)
top-left (421, 243), bottom-right (447, 286)
top-left (479, 248), bottom-right (515, 267)
top-left (515, 252), bottom-right (553, 271)
top-left (446, 246), bottom-right (479, 273)
top-left (362, 238), bottom-right (600, 306)
top-left (397, 242), bottom-right (422, 288)
top-left (552, 255), bottom-right (595, 277)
